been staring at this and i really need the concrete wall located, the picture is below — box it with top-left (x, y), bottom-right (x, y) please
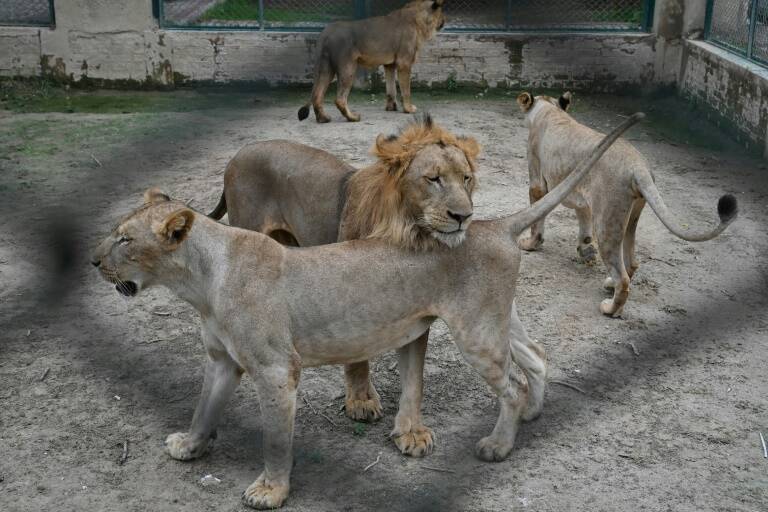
top-left (0, 0), bottom-right (671, 92)
top-left (680, 40), bottom-right (768, 156)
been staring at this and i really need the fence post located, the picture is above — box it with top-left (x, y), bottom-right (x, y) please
top-left (354, 0), bottom-right (367, 19)
top-left (49, 0), bottom-right (56, 27)
top-left (259, 0), bottom-right (264, 30)
top-left (642, 0), bottom-right (656, 31)
top-left (747, 0), bottom-right (758, 59)
top-left (704, 0), bottom-right (714, 39)
top-left (506, 0), bottom-right (512, 31)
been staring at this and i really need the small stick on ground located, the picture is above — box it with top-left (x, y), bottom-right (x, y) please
top-left (388, 361), bottom-right (398, 371)
top-left (118, 440), bottom-right (129, 465)
top-left (39, 368), bottom-right (50, 382)
top-left (363, 451), bottom-right (382, 472)
top-left (421, 465), bottom-right (456, 474)
top-left (628, 342), bottom-right (640, 356)
top-left (302, 394), bottom-right (337, 427)
top-left (91, 154), bottom-right (102, 167)
top-left (152, 310), bottom-right (172, 317)
top-left (140, 338), bottom-right (166, 345)
top-left (647, 256), bottom-right (676, 267)
top-left (760, 432), bottom-right (767, 459)
top-left (549, 379), bottom-right (586, 394)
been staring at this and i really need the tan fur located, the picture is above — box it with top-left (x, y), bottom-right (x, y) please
top-left (517, 92), bottom-right (738, 317)
top-left (92, 117), bottom-right (638, 509)
top-left (298, 0), bottom-right (445, 123)
top-left (209, 118), bottom-right (478, 424)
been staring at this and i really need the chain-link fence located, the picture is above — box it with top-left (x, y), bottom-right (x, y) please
top-left (0, 0), bottom-right (55, 26)
top-left (706, 0), bottom-right (768, 64)
top-left (158, 0), bottom-right (654, 31)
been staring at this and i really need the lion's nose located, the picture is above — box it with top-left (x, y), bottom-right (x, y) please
top-left (90, 257), bottom-right (101, 267)
top-left (447, 211), bottom-right (472, 225)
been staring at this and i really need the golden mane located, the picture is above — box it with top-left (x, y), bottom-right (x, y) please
top-left (341, 114), bottom-right (481, 250)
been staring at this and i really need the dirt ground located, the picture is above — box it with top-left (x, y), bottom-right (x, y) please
top-left (1, 86), bottom-right (767, 512)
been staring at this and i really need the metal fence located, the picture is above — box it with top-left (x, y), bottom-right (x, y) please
top-left (0, 0), bottom-right (55, 26)
top-left (706, 0), bottom-right (768, 64)
top-left (157, 0), bottom-right (654, 32)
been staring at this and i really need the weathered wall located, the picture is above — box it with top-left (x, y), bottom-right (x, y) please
top-left (0, 0), bottom-right (669, 91)
top-left (680, 40), bottom-right (768, 156)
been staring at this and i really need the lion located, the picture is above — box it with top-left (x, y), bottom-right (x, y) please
top-left (91, 115), bottom-right (641, 509)
top-left (297, 0), bottom-right (445, 123)
top-left (516, 91), bottom-right (738, 317)
top-left (209, 115), bottom-right (480, 426)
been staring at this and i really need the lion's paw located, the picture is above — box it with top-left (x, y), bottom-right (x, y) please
top-left (392, 425), bottom-right (434, 457)
top-left (600, 298), bottom-right (624, 318)
top-left (386, 101), bottom-right (398, 112)
top-left (346, 113), bottom-right (361, 122)
top-left (316, 114), bottom-right (331, 124)
top-left (403, 104), bottom-right (418, 114)
top-left (603, 276), bottom-right (615, 290)
top-left (475, 435), bottom-right (514, 462)
top-left (164, 432), bottom-right (212, 461)
top-left (577, 243), bottom-right (598, 265)
top-left (242, 474), bottom-right (289, 510)
top-left (519, 236), bottom-right (543, 252)
top-left (345, 397), bottom-right (383, 423)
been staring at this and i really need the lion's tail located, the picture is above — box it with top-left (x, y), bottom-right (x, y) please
top-left (635, 173), bottom-right (737, 242)
top-left (298, 103), bottom-right (310, 121)
top-left (208, 191), bottom-right (227, 220)
top-left (505, 113), bottom-right (645, 239)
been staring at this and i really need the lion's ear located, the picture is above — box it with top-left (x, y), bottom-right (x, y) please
top-left (457, 135), bottom-right (481, 162)
top-left (517, 92), bottom-right (534, 112)
top-left (559, 91), bottom-right (573, 112)
top-left (144, 187), bottom-right (170, 204)
top-left (432, 0), bottom-right (444, 9)
top-left (374, 133), bottom-right (406, 170)
top-left (155, 208), bottom-right (195, 246)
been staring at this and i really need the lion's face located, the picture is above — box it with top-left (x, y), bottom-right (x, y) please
top-left (402, 143), bottom-right (475, 247)
top-left (90, 190), bottom-right (194, 297)
top-left (408, 0), bottom-right (446, 33)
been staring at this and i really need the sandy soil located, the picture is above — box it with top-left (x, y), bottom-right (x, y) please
top-left (1, 89), bottom-right (767, 512)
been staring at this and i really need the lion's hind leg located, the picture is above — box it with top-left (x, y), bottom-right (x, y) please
top-left (509, 301), bottom-right (547, 422)
top-left (344, 361), bottom-right (383, 422)
top-left (391, 331), bottom-right (434, 457)
top-left (334, 60), bottom-right (361, 122)
top-left (165, 331), bottom-right (243, 461)
top-left (576, 205), bottom-right (598, 264)
top-left (451, 317), bottom-right (527, 462)
top-left (623, 198), bottom-right (645, 279)
top-left (595, 202), bottom-right (633, 317)
top-left (519, 185), bottom-right (547, 251)
top-left (384, 64), bottom-right (398, 111)
top-left (311, 60), bottom-right (334, 123)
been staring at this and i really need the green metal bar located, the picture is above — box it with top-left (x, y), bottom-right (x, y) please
top-left (642, 0), bottom-right (655, 32)
top-left (747, 0), bottom-right (758, 60)
top-left (259, 0), bottom-right (264, 30)
top-left (506, 0), bottom-right (512, 31)
top-left (704, 0), bottom-right (714, 40)
top-left (159, 0), bottom-right (165, 28)
top-left (49, 0), bottom-right (56, 27)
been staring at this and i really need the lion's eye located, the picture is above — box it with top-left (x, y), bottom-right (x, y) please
top-left (427, 176), bottom-right (441, 184)
top-left (464, 175), bottom-right (472, 183)
top-left (118, 236), bottom-right (132, 246)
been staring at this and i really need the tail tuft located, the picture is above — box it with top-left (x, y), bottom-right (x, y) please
top-left (717, 194), bottom-right (738, 223)
top-left (298, 105), bottom-right (310, 121)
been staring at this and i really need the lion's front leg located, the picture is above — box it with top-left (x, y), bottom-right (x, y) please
top-left (391, 331), bottom-right (434, 457)
top-left (519, 185), bottom-right (547, 251)
top-left (242, 358), bottom-right (300, 510)
top-left (397, 66), bottom-right (417, 113)
top-left (165, 340), bottom-right (242, 461)
top-left (575, 206), bottom-right (598, 264)
top-left (344, 361), bottom-right (383, 422)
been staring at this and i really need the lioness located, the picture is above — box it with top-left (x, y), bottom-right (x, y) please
top-left (297, 0), bottom-right (445, 123)
top-left (209, 115), bottom-right (480, 432)
top-left (92, 115), bottom-right (641, 509)
top-left (517, 92), bottom-right (738, 317)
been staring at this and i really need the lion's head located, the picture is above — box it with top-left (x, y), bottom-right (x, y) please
top-left (404, 0), bottom-right (446, 35)
top-left (90, 189), bottom-right (194, 297)
top-left (343, 114), bottom-right (481, 250)
top-left (517, 91), bottom-right (573, 122)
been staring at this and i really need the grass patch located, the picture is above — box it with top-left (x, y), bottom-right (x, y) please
top-left (200, 0), bottom-right (348, 23)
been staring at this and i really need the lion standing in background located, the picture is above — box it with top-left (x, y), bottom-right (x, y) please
top-left (298, 0), bottom-right (445, 123)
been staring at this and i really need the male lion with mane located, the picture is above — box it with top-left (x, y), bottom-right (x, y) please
top-left (92, 114), bottom-right (641, 510)
top-left (210, 115), bottom-right (479, 438)
top-left (297, 0), bottom-right (445, 123)
top-left (517, 91), bottom-right (738, 317)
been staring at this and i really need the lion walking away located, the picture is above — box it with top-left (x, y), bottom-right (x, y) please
top-left (298, 1), bottom-right (445, 123)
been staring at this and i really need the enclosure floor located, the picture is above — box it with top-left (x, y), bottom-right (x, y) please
top-left (1, 89), bottom-right (766, 511)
